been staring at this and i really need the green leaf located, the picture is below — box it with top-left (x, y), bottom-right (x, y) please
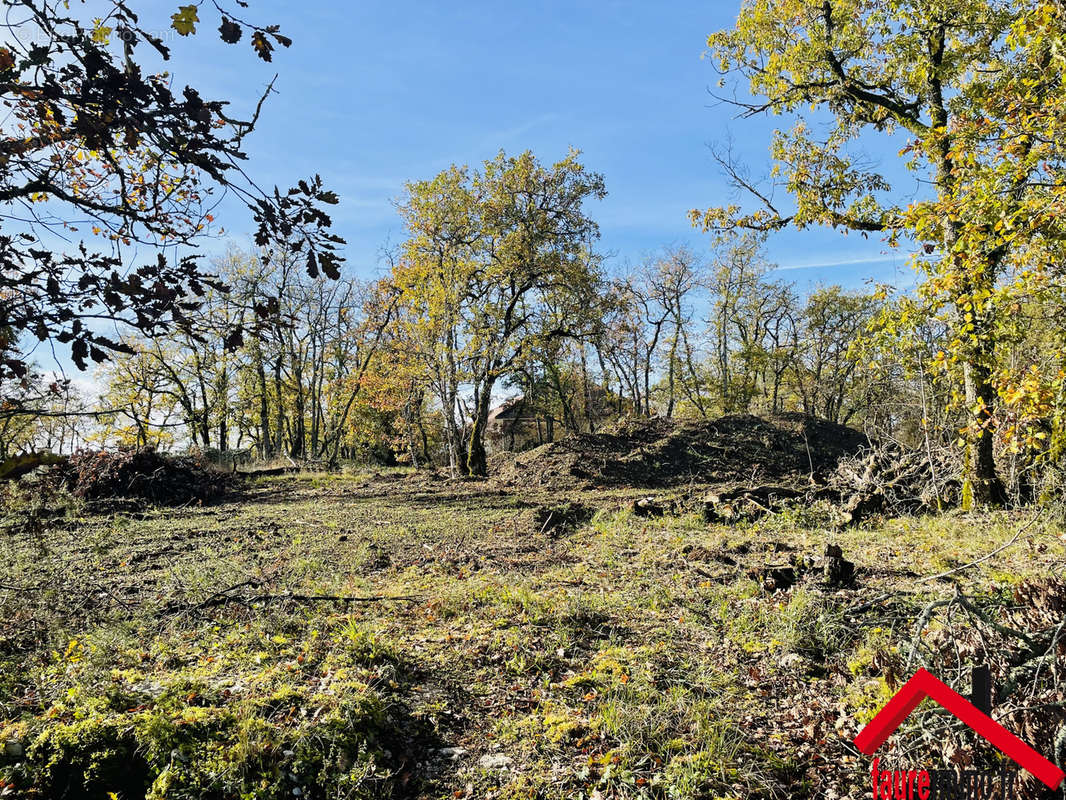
top-left (171, 5), bottom-right (199, 36)
top-left (91, 20), bottom-right (112, 44)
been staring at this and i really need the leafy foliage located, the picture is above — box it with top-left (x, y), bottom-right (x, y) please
top-left (392, 149), bottom-right (607, 475)
top-left (694, 0), bottom-right (1066, 503)
top-left (0, 1), bottom-right (342, 383)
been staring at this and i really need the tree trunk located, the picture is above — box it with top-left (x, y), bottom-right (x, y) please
top-left (465, 381), bottom-right (494, 477)
top-left (405, 393), bottom-right (420, 469)
top-left (418, 416), bottom-right (431, 465)
top-left (255, 355), bottom-right (272, 458)
top-left (928, 52), bottom-right (1006, 508)
top-left (580, 346), bottom-right (595, 433)
top-left (199, 414), bottom-right (211, 450)
top-left (963, 357), bottom-right (1008, 506)
top-left (666, 328), bottom-right (679, 418)
top-left (273, 359), bottom-right (285, 457)
top-left (290, 358), bottom-right (305, 460)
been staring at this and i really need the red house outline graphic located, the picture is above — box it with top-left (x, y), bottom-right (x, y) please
top-left (853, 668), bottom-right (1064, 790)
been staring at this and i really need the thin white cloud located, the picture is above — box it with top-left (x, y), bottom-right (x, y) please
top-left (771, 254), bottom-right (903, 271)
top-left (478, 112), bottom-right (563, 150)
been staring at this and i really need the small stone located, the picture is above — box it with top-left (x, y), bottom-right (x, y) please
top-left (4, 740), bottom-right (22, 758)
top-left (631, 497), bottom-right (664, 517)
top-left (479, 754), bottom-right (514, 770)
top-left (779, 652), bottom-right (805, 669)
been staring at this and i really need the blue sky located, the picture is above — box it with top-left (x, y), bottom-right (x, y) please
top-left (143, 0), bottom-right (917, 292)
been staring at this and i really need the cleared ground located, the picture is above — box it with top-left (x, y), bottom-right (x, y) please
top-left (1, 470), bottom-right (1063, 799)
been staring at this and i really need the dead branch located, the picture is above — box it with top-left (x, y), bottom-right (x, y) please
top-left (157, 580), bottom-right (422, 617)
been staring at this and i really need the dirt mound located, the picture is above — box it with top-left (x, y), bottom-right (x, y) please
top-left (491, 413), bottom-right (868, 489)
top-left (63, 448), bottom-right (234, 505)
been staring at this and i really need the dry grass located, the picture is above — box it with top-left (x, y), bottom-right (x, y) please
top-left (0, 470), bottom-right (1062, 799)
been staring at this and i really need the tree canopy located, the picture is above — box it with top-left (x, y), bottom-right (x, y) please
top-left (693, 0), bottom-right (1066, 504)
top-left (393, 149), bottom-right (607, 475)
top-left (0, 0), bottom-right (343, 388)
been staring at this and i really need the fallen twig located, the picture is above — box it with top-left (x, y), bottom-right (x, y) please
top-left (846, 512), bottom-right (1040, 616)
top-left (263, 591), bottom-right (423, 605)
top-left (157, 580), bottom-right (421, 617)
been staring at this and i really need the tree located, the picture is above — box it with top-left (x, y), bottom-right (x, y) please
top-left (95, 345), bottom-right (180, 449)
top-left (96, 246), bottom-right (396, 463)
top-left (694, 0), bottom-right (1066, 504)
top-left (648, 247), bottom-right (709, 418)
top-left (599, 248), bottom-right (710, 419)
top-left (708, 233), bottom-right (798, 414)
top-left (596, 277), bottom-right (661, 417)
top-left (0, 370), bottom-right (90, 458)
top-left (394, 150), bottom-right (606, 476)
top-left (0, 0), bottom-right (343, 387)
top-left (391, 165), bottom-right (477, 474)
top-left (793, 287), bottom-right (880, 424)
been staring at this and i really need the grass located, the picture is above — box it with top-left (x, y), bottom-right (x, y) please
top-left (0, 470), bottom-right (1063, 799)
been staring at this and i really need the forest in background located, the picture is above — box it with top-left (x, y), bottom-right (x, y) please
top-left (2, 0), bottom-right (1066, 508)
top-left (4, 148), bottom-right (1063, 507)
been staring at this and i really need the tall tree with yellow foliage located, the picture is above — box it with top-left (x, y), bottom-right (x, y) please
top-left (695, 0), bottom-right (1066, 504)
top-left (394, 150), bottom-right (606, 476)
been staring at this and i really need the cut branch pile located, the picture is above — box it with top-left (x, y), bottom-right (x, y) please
top-left (826, 442), bottom-right (960, 524)
top-left (62, 448), bottom-right (234, 505)
top-left (702, 484), bottom-right (804, 523)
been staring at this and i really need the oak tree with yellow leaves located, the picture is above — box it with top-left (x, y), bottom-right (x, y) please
top-left (695, 0), bottom-right (1066, 504)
